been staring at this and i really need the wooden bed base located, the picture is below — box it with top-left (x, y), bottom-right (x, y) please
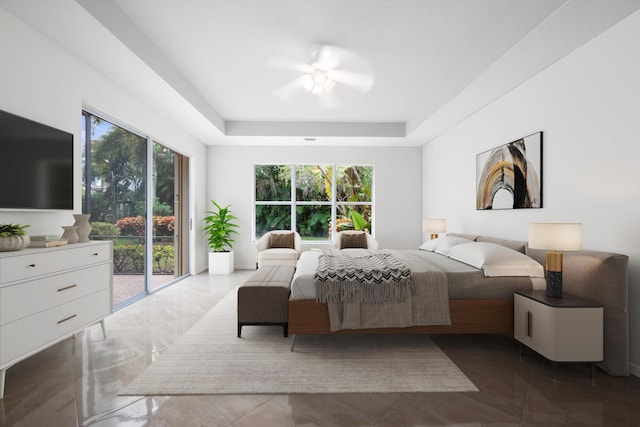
top-left (288, 298), bottom-right (514, 335)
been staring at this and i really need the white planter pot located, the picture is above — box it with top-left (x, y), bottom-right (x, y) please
top-left (208, 251), bottom-right (234, 275)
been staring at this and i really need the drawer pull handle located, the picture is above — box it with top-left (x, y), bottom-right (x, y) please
top-left (57, 284), bottom-right (78, 292)
top-left (57, 314), bottom-right (77, 324)
top-left (29, 264), bottom-right (36, 268)
top-left (92, 253), bottom-right (99, 256)
top-left (526, 310), bottom-right (532, 337)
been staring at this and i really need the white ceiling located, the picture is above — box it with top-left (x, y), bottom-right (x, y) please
top-left (2, 0), bottom-right (639, 146)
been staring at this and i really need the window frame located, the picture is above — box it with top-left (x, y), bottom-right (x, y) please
top-left (254, 163), bottom-right (374, 242)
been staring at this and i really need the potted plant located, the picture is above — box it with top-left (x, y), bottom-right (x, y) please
top-left (0, 223), bottom-right (30, 252)
top-left (203, 200), bottom-right (239, 274)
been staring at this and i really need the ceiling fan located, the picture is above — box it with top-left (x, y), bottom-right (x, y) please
top-left (267, 44), bottom-right (375, 108)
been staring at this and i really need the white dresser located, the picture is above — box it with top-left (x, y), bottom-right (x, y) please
top-left (0, 241), bottom-right (113, 398)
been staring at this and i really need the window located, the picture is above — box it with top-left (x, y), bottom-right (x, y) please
top-left (255, 164), bottom-right (374, 241)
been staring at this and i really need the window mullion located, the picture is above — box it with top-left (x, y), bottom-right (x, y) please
top-left (291, 165), bottom-right (296, 232)
top-left (331, 164), bottom-right (337, 240)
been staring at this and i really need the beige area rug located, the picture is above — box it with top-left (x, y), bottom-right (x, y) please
top-left (121, 290), bottom-right (478, 395)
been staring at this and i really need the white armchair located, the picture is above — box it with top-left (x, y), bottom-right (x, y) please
top-left (334, 230), bottom-right (379, 250)
top-left (256, 230), bottom-right (302, 268)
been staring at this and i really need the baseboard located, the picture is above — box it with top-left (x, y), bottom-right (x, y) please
top-left (629, 361), bottom-right (640, 377)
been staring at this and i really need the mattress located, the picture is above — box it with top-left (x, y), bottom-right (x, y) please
top-left (291, 249), bottom-right (545, 300)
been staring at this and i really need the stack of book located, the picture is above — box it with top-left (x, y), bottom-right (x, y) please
top-left (29, 235), bottom-right (68, 248)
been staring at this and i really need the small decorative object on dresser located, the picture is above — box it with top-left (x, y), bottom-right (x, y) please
top-left (73, 214), bottom-right (92, 243)
top-left (61, 225), bottom-right (80, 244)
top-left (28, 235), bottom-right (68, 248)
top-left (0, 224), bottom-right (30, 252)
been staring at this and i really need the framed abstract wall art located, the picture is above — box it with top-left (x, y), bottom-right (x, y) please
top-left (476, 132), bottom-right (542, 210)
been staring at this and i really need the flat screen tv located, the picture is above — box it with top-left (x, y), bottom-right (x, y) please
top-left (0, 109), bottom-right (74, 210)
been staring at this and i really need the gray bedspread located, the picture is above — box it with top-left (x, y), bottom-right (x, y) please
top-left (322, 250), bottom-right (453, 331)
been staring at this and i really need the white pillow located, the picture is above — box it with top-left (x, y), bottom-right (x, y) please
top-left (418, 236), bottom-right (472, 255)
top-left (418, 239), bottom-right (438, 251)
top-left (447, 242), bottom-right (544, 278)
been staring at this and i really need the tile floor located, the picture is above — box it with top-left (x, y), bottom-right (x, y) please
top-left (112, 274), bottom-right (176, 307)
top-left (1, 271), bottom-right (640, 426)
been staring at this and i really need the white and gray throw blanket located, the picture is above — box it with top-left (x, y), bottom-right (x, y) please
top-left (314, 250), bottom-right (452, 331)
top-left (314, 252), bottom-right (416, 304)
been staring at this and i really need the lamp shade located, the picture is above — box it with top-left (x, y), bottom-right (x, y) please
top-left (423, 218), bottom-right (446, 233)
top-left (528, 222), bottom-right (582, 251)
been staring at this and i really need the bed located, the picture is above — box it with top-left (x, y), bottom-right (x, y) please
top-left (287, 233), bottom-right (630, 376)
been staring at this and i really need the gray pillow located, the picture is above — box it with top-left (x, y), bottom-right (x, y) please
top-left (341, 233), bottom-right (367, 249)
top-left (270, 233), bottom-right (294, 249)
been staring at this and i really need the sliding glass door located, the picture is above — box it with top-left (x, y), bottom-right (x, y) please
top-left (150, 143), bottom-right (189, 291)
top-left (82, 111), bottom-right (189, 308)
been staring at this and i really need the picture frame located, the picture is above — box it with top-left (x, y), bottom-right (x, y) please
top-left (476, 132), bottom-right (543, 210)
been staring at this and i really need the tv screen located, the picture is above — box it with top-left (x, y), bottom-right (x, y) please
top-left (0, 109), bottom-right (74, 210)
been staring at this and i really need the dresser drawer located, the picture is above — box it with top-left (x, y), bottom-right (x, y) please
top-left (0, 243), bottom-right (111, 284)
top-left (0, 263), bottom-right (112, 325)
top-left (0, 288), bottom-right (111, 364)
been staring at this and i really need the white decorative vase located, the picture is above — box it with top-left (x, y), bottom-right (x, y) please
top-left (0, 235), bottom-right (30, 252)
top-left (61, 226), bottom-right (80, 244)
top-left (73, 214), bottom-right (92, 243)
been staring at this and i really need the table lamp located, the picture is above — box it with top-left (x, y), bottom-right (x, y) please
top-left (528, 222), bottom-right (582, 298)
top-left (423, 218), bottom-right (446, 240)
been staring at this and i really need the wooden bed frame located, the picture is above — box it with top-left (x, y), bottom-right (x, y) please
top-left (288, 297), bottom-right (514, 335)
top-left (284, 234), bottom-right (629, 375)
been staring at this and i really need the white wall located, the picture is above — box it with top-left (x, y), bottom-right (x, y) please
top-left (207, 145), bottom-right (423, 269)
top-left (422, 10), bottom-right (640, 374)
top-left (0, 8), bottom-right (210, 274)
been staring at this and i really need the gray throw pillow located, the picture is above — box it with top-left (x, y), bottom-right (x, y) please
top-left (270, 233), bottom-right (295, 249)
top-left (341, 233), bottom-right (367, 249)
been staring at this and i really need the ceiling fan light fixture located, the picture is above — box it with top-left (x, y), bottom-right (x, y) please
top-left (302, 67), bottom-right (336, 95)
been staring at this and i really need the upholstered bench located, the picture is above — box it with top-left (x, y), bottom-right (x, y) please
top-left (237, 264), bottom-right (296, 338)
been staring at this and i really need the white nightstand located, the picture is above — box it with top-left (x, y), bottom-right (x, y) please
top-left (514, 290), bottom-right (603, 377)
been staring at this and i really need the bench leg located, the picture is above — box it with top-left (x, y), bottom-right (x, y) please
top-left (290, 334), bottom-right (296, 352)
top-left (0, 368), bottom-right (5, 399)
top-left (237, 323), bottom-right (242, 338)
top-left (283, 323), bottom-right (288, 337)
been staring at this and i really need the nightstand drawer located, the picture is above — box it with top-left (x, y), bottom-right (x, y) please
top-left (0, 263), bottom-right (111, 325)
top-left (514, 291), bottom-right (603, 363)
top-left (0, 288), bottom-right (111, 364)
top-left (0, 244), bottom-right (111, 284)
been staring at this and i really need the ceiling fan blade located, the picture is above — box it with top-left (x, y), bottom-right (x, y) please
top-left (266, 55), bottom-right (311, 73)
top-left (329, 69), bottom-right (375, 92)
top-left (273, 76), bottom-right (306, 100)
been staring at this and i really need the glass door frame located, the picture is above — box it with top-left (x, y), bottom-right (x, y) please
top-left (82, 108), bottom-right (190, 309)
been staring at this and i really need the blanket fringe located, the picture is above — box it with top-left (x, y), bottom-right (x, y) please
top-left (316, 279), bottom-right (416, 304)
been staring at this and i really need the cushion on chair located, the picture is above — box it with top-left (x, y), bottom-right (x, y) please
top-left (341, 232), bottom-right (367, 249)
top-left (258, 248), bottom-right (299, 261)
top-left (270, 232), bottom-right (295, 248)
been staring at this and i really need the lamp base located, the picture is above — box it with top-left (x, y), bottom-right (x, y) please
top-left (546, 270), bottom-right (563, 298)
